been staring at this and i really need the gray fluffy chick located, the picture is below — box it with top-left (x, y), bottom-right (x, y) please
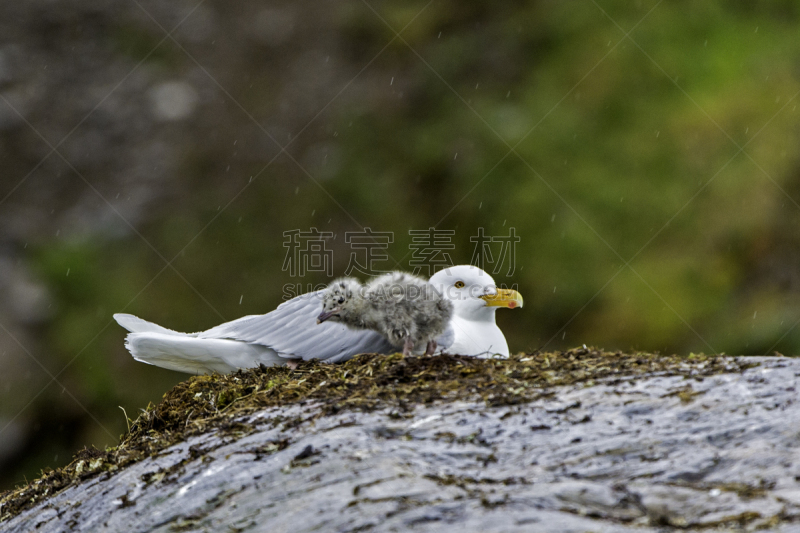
top-left (317, 271), bottom-right (453, 355)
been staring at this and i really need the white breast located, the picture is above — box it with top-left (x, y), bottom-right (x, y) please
top-left (444, 315), bottom-right (510, 357)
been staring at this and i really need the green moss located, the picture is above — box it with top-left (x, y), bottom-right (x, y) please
top-left (0, 348), bottom-right (756, 522)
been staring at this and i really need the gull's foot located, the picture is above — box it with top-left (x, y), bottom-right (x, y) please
top-left (402, 338), bottom-right (414, 356)
top-left (425, 340), bottom-right (437, 355)
top-left (285, 359), bottom-right (301, 370)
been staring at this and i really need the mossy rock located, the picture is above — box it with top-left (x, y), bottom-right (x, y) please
top-left (0, 349), bottom-right (757, 526)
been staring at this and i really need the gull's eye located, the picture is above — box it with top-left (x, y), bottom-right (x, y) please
top-left (454, 281), bottom-right (465, 288)
top-left (338, 297), bottom-right (344, 304)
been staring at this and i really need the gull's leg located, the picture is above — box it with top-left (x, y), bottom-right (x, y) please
top-left (402, 338), bottom-right (414, 356)
top-left (285, 359), bottom-right (301, 370)
top-left (425, 340), bottom-right (437, 355)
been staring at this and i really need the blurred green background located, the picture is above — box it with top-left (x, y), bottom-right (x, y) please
top-left (1, 0), bottom-right (799, 490)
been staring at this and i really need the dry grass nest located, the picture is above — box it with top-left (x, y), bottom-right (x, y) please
top-left (0, 348), bottom-right (755, 521)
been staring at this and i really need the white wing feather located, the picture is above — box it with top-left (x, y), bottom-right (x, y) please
top-left (124, 333), bottom-right (286, 374)
top-left (199, 291), bottom-right (396, 363)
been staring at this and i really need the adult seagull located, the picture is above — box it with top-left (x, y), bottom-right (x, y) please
top-left (114, 265), bottom-right (522, 374)
top-left (428, 266), bottom-right (522, 357)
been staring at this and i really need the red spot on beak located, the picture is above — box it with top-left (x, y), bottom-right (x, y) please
top-left (507, 302), bottom-right (517, 309)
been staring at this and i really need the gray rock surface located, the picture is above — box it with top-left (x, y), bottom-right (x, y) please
top-left (5, 356), bottom-right (800, 532)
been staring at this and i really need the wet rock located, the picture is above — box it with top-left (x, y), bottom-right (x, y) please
top-left (632, 483), bottom-right (780, 528)
top-left (5, 355), bottom-right (800, 531)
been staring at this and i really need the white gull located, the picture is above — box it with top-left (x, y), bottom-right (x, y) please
top-left (114, 264), bottom-right (522, 374)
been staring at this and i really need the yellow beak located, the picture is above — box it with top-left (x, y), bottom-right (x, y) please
top-left (480, 289), bottom-right (523, 309)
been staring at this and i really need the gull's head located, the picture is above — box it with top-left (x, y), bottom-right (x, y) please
top-left (429, 265), bottom-right (523, 320)
top-left (317, 277), bottom-right (364, 324)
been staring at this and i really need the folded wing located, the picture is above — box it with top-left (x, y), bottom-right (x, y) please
top-left (199, 291), bottom-right (397, 363)
top-left (116, 290), bottom-right (457, 374)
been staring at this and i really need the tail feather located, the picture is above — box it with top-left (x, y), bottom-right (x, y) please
top-left (113, 313), bottom-right (190, 336)
top-left (123, 332), bottom-right (287, 374)
top-left (115, 313), bottom-right (290, 374)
